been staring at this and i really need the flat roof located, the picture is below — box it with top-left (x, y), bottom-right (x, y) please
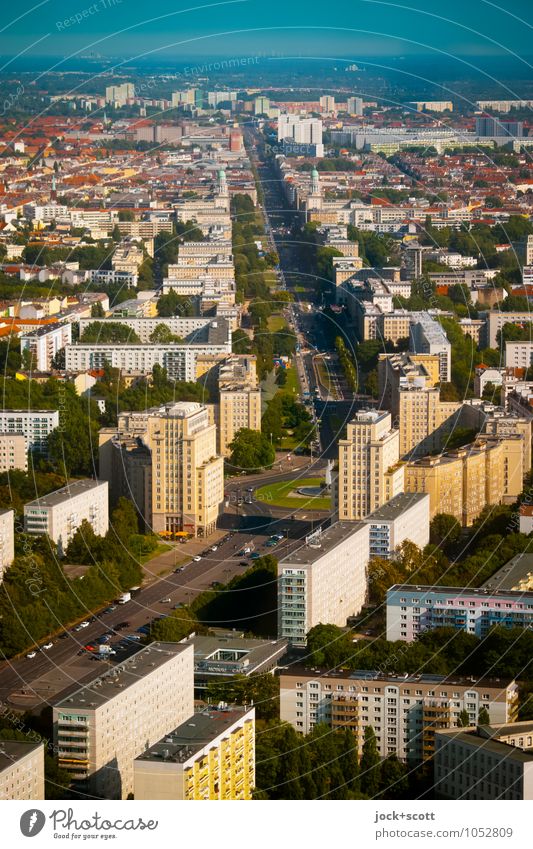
top-left (135, 706), bottom-right (253, 765)
top-left (190, 633), bottom-right (288, 677)
top-left (54, 642), bottom-right (189, 711)
top-left (278, 521), bottom-right (367, 568)
top-left (436, 728), bottom-right (533, 763)
top-left (388, 583), bottom-right (533, 600)
top-left (25, 478), bottom-right (107, 510)
top-left (481, 553), bottom-right (533, 592)
top-left (364, 492), bottom-right (429, 523)
top-left (280, 665), bottom-right (514, 690)
top-left (0, 740), bottom-right (43, 773)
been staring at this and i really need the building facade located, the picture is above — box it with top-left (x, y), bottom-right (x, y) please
top-left (0, 410), bottom-right (59, 454)
top-left (0, 741), bottom-right (45, 800)
top-left (280, 668), bottom-right (517, 762)
top-left (277, 522), bottom-right (369, 645)
top-left (24, 479), bottom-right (109, 552)
top-left (0, 509), bottom-right (15, 582)
top-left (53, 642), bottom-right (194, 799)
top-left (0, 433), bottom-right (27, 473)
top-left (134, 706), bottom-right (255, 800)
top-left (362, 493), bottom-right (430, 558)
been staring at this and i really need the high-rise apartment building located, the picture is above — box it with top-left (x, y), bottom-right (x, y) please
top-left (277, 521), bottom-right (369, 646)
top-left (105, 83), bottom-right (135, 106)
top-left (20, 322), bottom-right (72, 372)
top-left (217, 355), bottom-right (261, 457)
top-left (0, 410), bottom-right (59, 454)
top-left (337, 410), bottom-right (403, 521)
top-left (134, 705), bottom-right (255, 800)
top-left (362, 492), bottom-right (430, 559)
top-left (0, 741), bottom-right (44, 800)
top-left (100, 402), bottom-right (224, 537)
top-left (475, 116), bottom-right (524, 137)
top-left (280, 668), bottom-right (517, 761)
top-left (0, 433), bottom-right (27, 473)
top-left (347, 96), bottom-right (363, 116)
top-left (409, 312), bottom-right (451, 382)
top-left (319, 95), bottom-right (336, 113)
top-left (53, 642), bottom-right (194, 799)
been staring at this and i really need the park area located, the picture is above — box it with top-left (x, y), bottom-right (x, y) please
top-left (255, 477), bottom-right (331, 510)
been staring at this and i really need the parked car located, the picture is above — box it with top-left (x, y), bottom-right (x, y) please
top-left (239, 561), bottom-right (248, 567)
top-left (79, 620), bottom-right (90, 628)
top-left (42, 642), bottom-right (53, 651)
top-left (26, 651), bottom-right (36, 659)
top-left (116, 621), bottom-right (130, 629)
top-left (193, 555), bottom-right (202, 562)
top-left (250, 552), bottom-right (261, 560)
top-left (211, 545), bottom-right (218, 552)
top-left (160, 597), bottom-right (172, 604)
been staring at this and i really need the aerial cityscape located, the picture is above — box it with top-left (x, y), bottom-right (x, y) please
top-left (1, 0), bottom-right (533, 818)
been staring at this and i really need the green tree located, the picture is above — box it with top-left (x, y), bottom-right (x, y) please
top-left (458, 709), bottom-right (470, 727)
top-left (478, 706), bottom-right (490, 725)
top-left (229, 428), bottom-right (275, 473)
top-left (360, 726), bottom-right (381, 798)
top-left (149, 323), bottom-right (184, 344)
top-left (148, 606), bottom-right (198, 642)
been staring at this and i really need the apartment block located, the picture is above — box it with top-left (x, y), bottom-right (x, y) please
top-left (486, 313), bottom-right (533, 349)
top-left (0, 433), bottom-right (27, 472)
top-left (64, 341), bottom-right (231, 381)
top-left (20, 322), bottom-right (72, 371)
top-left (0, 409), bottom-right (59, 453)
top-left (362, 492), bottom-right (430, 558)
top-left (216, 355), bottom-right (261, 456)
top-left (280, 668), bottom-right (517, 761)
top-left (0, 509), bottom-right (15, 582)
top-left (100, 402), bottom-right (224, 537)
top-left (277, 521), bottom-right (369, 646)
top-left (435, 721), bottom-right (533, 800)
top-left (386, 584), bottom-right (533, 641)
top-left (190, 633), bottom-right (288, 695)
top-left (404, 435), bottom-right (523, 525)
top-left (409, 312), bottom-right (451, 382)
top-left (134, 705), bottom-right (255, 800)
top-left (78, 315), bottom-right (231, 346)
top-left (24, 479), bottom-right (109, 553)
top-left (53, 642), bottom-right (194, 799)
top-left (0, 741), bottom-right (44, 800)
top-left (337, 410), bottom-right (402, 521)
top-left (505, 341), bottom-right (533, 370)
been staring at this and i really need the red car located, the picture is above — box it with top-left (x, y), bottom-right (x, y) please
top-left (84, 644), bottom-right (97, 652)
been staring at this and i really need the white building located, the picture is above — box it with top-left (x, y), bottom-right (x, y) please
top-left (65, 340), bottom-right (231, 381)
top-left (77, 315), bottom-right (230, 346)
top-left (24, 479), bottom-right (109, 553)
top-left (0, 741), bottom-right (44, 800)
top-left (0, 410), bottom-right (59, 453)
top-left (53, 642), bottom-right (194, 799)
top-left (20, 322), bottom-right (72, 372)
top-left (277, 521), bottom-right (369, 646)
top-left (23, 203), bottom-right (68, 222)
top-left (435, 721), bottom-right (533, 800)
top-left (409, 312), bottom-right (451, 382)
top-left (362, 492), bottom-right (430, 558)
top-left (505, 341), bottom-right (533, 370)
top-left (0, 509), bottom-right (15, 582)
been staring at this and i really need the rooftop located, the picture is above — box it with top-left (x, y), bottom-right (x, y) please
top-left (481, 552), bottom-right (533, 592)
top-left (388, 582), bottom-right (533, 601)
top-left (364, 492), bottom-right (429, 523)
top-left (278, 520), bottom-right (368, 569)
top-left (54, 642), bottom-right (189, 711)
top-left (281, 665), bottom-right (514, 690)
top-left (135, 705), bottom-right (254, 765)
top-left (0, 740), bottom-right (43, 774)
top-left (190, 632), bottom-right (288, 678)
top-left (24, 478), bottom-right (107, 510)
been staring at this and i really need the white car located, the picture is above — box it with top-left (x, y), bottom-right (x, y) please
top-left (79, 621), bottom-right (90, 629)
top-left (42, 642), bottom-right (53, 651)
top-left (193, 556), bottom-right (201, 562)
top-left (26, 651), bottom-right (36, 659)
top-left (211, 545), bottom-right (218, 552)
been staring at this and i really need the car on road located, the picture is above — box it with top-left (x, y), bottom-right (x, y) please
top-left (161, 597), bottom-right (172, 604)
top-left (26, 651), bottom-right (36, 659)
top-left (42, 642), bottom-right (53, 651)
top-left (250, 552), bottom-right (261, 560)
top-left (193, 556), bottom-right (201, 562)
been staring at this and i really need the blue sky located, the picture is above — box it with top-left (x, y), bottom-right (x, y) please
top-left (1, 0), bottom-right (532, 59)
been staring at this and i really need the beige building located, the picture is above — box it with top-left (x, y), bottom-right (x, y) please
top-left (100, 402), bottom-right (224, 537)
top-left (217, 355), bottom-right (261, 457)
top-left (435, 721), bottom-right (533, 800)
top-left (0, 509), bottom-right (15, 582)
top-left (280, 668), bottom-right (518, 762)
top-left (337, 410), bottom-right (403, 521)
top-left (277, 521), bottom-right (369, 646)
top-left (53, 642), bottom-right (194, 799)
top-left (0, 432), bottom-right (27, 472)
top-left (134, 706), bottom-right (255, 800)
top-left (112, 241), bottom-right (144, 274)
top-left (404, 436), bottom-right (523, 525)
top-left (0, 741), bottom-right (45, 800)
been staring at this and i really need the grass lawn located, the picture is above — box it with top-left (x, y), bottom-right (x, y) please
top-left (316, 359), bottom-right (340, 399)
top-left (255, 477), bottom-right (331, 510)
top-left (264, 270), bottom-right (278, 288)
top-left (267, 314), bottom-right (287, 332)
top-left (283, 362), bottom-right (300, 395)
